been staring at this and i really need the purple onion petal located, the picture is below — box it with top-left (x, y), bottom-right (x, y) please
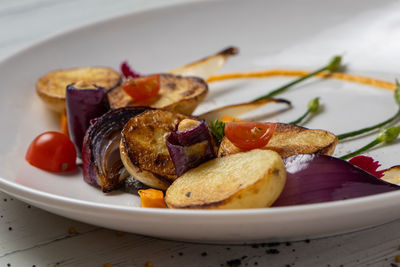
top-left (273, 154), bottom-right (400, 207)
top-left (166, 120), bottom-right (216, 176)
top-left (66, 84), bottom-right (110, 157)
top-left (82, 107), bottom-right (148, 191)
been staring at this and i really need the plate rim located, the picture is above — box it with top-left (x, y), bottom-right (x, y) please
top-left (0, 0), bottom-right (399, 223)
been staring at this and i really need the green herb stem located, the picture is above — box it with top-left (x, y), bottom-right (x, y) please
top-left (252, 67), bottom-right (327, 101)
top-left (340, 139), bottom-right (381, 160)
top-left (337, 109), bottom-right (400, 140)
top-left (252, 55), bottom-right (342, 101)
top-left (289, 97), bottom-right (320, 125)
top-left (340, 125), bottom-right (400, 160)
top-left (289, 110), bottom-right (311, 125)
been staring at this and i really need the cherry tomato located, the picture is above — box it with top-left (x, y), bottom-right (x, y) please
top-left (25, 131), bottom-right (77, 172)
top-left (122, 74), bottom-right (160, 102)
top-left (224, 122), bottom-right (277, 151)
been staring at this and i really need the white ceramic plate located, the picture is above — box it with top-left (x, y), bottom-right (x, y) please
top-left (1, 0), bottom-right (400, 243)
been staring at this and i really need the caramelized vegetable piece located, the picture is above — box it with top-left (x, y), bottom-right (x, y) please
top-left (66, 83), bottom-right (110, 157)
top-left (166, 119), bottom-right (216, 176)
top-left (120, 145), bottom-right (171, 190)
top-left (108, 74), bottom-right (208, 115)
top-left (165, 149), bottom-right (286, 209)
top-left (138, 189), bottom-right (166, 208)
top-left (36, 67), bottom-right (121, 113)
top-left (218, 123), bottom-right (337, 158)
top-left (169, 46), bottom-right (239, 80)
top-left (120, 109), bottom-right (192, 184)
top-left (82, 107), bottom-right (149, 192)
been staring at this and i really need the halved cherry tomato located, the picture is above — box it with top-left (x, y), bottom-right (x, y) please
top-left (224, 122), bottom-right (277, 151)
top-left (25, 131), bottom-right (77, 172)
top-left (122, 74), bottom-right (160, 102)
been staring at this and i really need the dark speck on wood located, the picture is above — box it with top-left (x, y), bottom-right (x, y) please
top-left (226, 258), bottom-right (241, 267)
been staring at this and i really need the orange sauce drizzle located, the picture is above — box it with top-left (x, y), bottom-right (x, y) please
top-left (207, 70), bottom-right (396, 91)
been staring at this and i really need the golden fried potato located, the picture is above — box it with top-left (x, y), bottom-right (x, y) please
top-left (108, 74), bottom-right (208, 114)
top-left (36, 67), bottom-right (121, 113)
top-left (120, 109), bottom-right (191, 183)
top-left (165, 149), bottom-right (286, 209)
top-left (218, 123), bottom-right (338, 158)
top-left (120, 140), bottom-right (171, 190)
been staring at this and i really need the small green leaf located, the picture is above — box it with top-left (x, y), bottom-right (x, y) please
top-left (395, 79), bottom-right (400, 106)
top-left (209, 120), bottom-right (225, 143)
top-left (377, 125), bottom-right (400, 143)
top-left (326, 55), bottom-right (342, 72)
top-left (340, 125), bottom-right (400, 160)
top-left (307, 97), bottom-right (320, 113)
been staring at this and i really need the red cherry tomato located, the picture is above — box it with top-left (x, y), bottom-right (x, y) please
top-left (122, 74), bottom-right (160, 102)
top-left (224, 122), bottom-right (277, 151)
top-left (25, 131), bottom-right (77, 172)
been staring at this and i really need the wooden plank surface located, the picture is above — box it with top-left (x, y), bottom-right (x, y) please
top-left (1, 0), bottom-right (400, 266)
top-left (2, 190), bottom-right (400, 267)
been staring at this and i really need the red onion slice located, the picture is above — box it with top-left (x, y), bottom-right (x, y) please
top-left (66, 83), bottom-right (110, 157)
top-left (166, 120), bottom-right (216, 176)
top-left (82, 106), bottom-right (148, 192)
top-left (273, 154), bottom-right (399, 207)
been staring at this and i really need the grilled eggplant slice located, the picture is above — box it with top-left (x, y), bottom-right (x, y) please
top-left (120, 109), bottom-right (193, 186)
top-left (218, 123), bottom-right (338, 158)
top-left (36, 67), bottom-right (121, 113)
top-left (108, 74), bottom-right (208, 114)
top-left (165, 149), bottom-right (286, 209)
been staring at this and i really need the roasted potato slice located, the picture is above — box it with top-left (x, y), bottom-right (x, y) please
top-left (120, 140), bottom-right (171, 190)
top-left (36, 67), bottom-right (121, 113)
top-left (108, 74), bottom-right (208, 115)
top-left (121, 109), bottom-right (192, 183)
top-left (218, 123), bottom-right (338, 158)
top-left (165, 149), bottom-right (286, 209)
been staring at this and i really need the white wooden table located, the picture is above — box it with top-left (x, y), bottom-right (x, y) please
top-left (1, 1), bottom-right (400, 266)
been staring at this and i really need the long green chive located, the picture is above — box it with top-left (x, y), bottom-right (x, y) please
top-left (340, 125), bottom-right (400, 160)
top-left (338, 80), bottom-right (400, 140)
top-left (252, 55), bottom-right (342, 101)
top-left (289, 97), bottom-right (320, 125)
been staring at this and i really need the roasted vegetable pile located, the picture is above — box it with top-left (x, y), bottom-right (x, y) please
top-left (26, 47), bottom-right (400, 209)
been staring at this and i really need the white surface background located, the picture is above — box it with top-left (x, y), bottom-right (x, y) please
top-left (2, 0), bottom-right (400, 266)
